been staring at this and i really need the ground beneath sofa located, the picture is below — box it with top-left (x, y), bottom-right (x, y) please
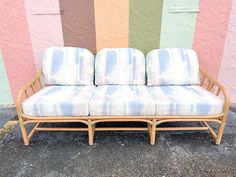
top-left (0, 107), bottom-right (236, 177)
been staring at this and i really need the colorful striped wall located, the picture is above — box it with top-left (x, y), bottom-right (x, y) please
top-left (0, 0), bottom-right (235, 104)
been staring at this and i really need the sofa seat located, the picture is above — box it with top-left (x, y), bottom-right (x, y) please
top-left (90, 85), bottom-right (155, 116)
top-left (22, 86), bottom-right (95, 116)
top-left (148, 86), bottom-right (224, 116)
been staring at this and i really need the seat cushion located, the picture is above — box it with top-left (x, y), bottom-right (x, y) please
top-left (95, 48), bottom-right (145, 85)
top-left (90, 85), bottom-right (155, 116)
top-left (146, 48), bottom-right (200, 86)
top-left (42, 47), bottom-right (94, 85)
top-left (22, 86), bottom-right (95, 116)
top-left (148, 86), bottom-right (224, 115)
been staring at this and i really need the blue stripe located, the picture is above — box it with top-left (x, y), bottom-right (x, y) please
top-left (189, 87), bottom-right (211, 114)
top-left (75, 48), bottom-right (80, 82)
top-left (128, 48), bottom-right (133, 64)
top-left (158, 50), bottom-right (170, 85)
top-left (179, 48), bottom-right (186, 62)
top-left (160, 86), bottom-right (175, 114)
top-left (103, 86), bottom-right (119, 114)
top-left (106, 50), bottom-right (117, 75)
top-left (128, 86), bottom-right (143, 115)
top-left (185, 50), bottom-right (191, 83)
top-left (58, 102), bottom-right (73, 115)
top-left (33, 87), bottom-right (63, 115)
top-left (51, 49), bottom-right (64, 80)
top-left (79, 50), bottom-right (84, 81)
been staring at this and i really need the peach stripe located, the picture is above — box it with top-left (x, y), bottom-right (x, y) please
top-left (94, 0), bottom-right (129, 51)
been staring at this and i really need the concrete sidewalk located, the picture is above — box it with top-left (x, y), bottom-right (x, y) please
top-left (0, 107), bottom-right (236, 177)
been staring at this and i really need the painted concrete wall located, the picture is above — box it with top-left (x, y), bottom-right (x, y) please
top-left (193, 0), bottom-right (232, 78)
top-left (95, 0), bottom-right (129, 51)
top-left (0, 0), bottom-right (36, 103)
top-left (160, 0), bottom-right (199, 48)
top-left (219, 0), bottom-right (236, 102)
top-left (0, 0), bottom-right (236, 104)
top-left (0, 51), bottom-right (13, 104)
top-left (60, 0), bottom-right (96, 53)
top-left (25, 0), bottom-right (64, 69)
top-left (129, 0), bottom-right (163, 54)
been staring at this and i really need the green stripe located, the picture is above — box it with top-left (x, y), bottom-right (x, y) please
top-left (0, 50), bottom-right (13, 105)
top-left (160, 0), bottom-right (199, 48)
top-left (129, 0), bottom-right (163, 54)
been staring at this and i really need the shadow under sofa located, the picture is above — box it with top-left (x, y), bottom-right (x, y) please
top-left (16, 47), bottom-right (229, 145)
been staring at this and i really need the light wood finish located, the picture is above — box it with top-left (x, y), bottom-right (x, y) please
top-left (156, 127), bottom-right (209, 131)
top-left (199, 67), bottom-right (230, 144)
top-left (150, 119), bottom-right (156, 145)
top-left (95, 127), bottom-right (148, 131)
top-left (16, 67), bottom-right (229, 145)
top-left (202, 121), bottom-right (217, 139)
top-left (24, 119), bottom-right (89, 125)
top-left (36, 127), bottom-right (88, 131)
top-left (28, 123), bottom-right (40, 140)
top-left (88, 120), bottom-right (94, 145)
top-left (17, 70), bottom-right (43, 145)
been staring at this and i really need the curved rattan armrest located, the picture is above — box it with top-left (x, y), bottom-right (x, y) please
top-left (199, 67), bottom-right (230, 114)
top-left (16, 70), bottom-right (43, 116)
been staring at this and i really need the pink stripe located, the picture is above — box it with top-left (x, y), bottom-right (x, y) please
top-left (0, 0), bottom-right (36, 103)
top-left (193, 0), bottom-right (232, 78)
top-left (24, 0), bottom-right (64, 69)
top-left (218, 0), bottom-right (236, 103)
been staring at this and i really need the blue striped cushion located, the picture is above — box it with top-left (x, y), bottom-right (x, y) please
top-left (22, 86), bottom-right (95, 116)
top-left (148, 86), bottom-right (223, 115)
top-left (42, 47), bottom-right (94, 85)
top-left (146, 48), bottom-right (200, 86)
top-left (95, 48), bottom-right (145, 85)
top-left (90, 85), bottom-right (155, 116)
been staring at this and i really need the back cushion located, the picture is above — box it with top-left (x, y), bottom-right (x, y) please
top-left (146, 48), bottom-right (200, 86)
top-left (95, 48), bottom-right (145, 85)
top-left (42, 47), bottom-right (94, 85)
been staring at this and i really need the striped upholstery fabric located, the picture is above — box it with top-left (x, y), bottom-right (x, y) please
top-left (42, 47), bottom-right (94, 85)
top-left (22, 86), bottom-right (95, 116)
top-left (146, 48), bottom-right (200, 86)
top-left (95, 48), bottom-right (145, 85)
top-left (90, 85), bottom-right (155, 116)
top-left (148, 86), bottom-right (223, 115)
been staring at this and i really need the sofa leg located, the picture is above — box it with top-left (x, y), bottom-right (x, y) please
top-left (148, 123), bottom-right (151, 135)
top-left (88, 120), bottom-right (94, 145)
top-left (18, 116), bottom-right (29, 145)
top-left (150, 119), bottom-right (156, 145)
top-left (216, 115), bottom-right (228, 145)
top-left (216, 122), bottom-right (226, 145)
top-left (92, 124), bottom-right (95, 136)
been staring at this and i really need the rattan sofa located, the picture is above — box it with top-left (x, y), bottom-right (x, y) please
top-left (17, 47), bottom-right (229, 145)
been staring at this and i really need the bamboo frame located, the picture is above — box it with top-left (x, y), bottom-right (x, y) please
top-left (16, 67), bottom-right (229, 146)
